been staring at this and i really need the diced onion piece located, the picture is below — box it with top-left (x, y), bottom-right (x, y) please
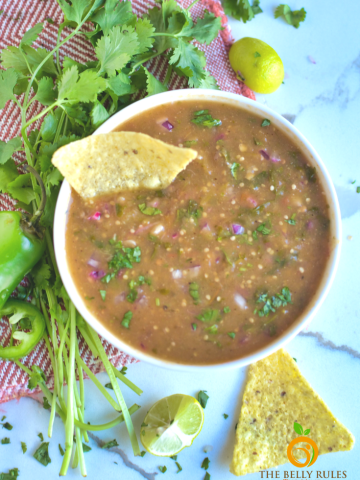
top-left (87, 258), bottom-right (100, 268)
top-left (88, 211), bottom-right (101, 220)
top-left (259, 150), bottom-right (270, 160)
top-left (151, 224), bottom-right (164, 235)
top-left (123, 239), bottom-right (137, 247)
top-left (161, 120), bottom-right (174, 131)
top-left (172, 270), bottom-right (182, 279)
top-left (234, 293), bottom-right (247, 310)
top-left (89, 270), bottom-right (105, 280)
top-left (270, 157), bottom-right (281, 163)
top-left (232, 224), bottom-right (245, 235)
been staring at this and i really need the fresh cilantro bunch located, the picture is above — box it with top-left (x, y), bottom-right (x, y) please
top-left (0, 0), bottom-right (222, 476)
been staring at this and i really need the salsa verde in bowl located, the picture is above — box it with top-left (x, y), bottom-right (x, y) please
top-left (54, 89), bottom-right (341, 370)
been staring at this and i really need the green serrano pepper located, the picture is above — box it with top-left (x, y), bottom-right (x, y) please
top-left (0, 166), bottom-right (46, 309)
top-left (0, 299), bottom-right (45, 359)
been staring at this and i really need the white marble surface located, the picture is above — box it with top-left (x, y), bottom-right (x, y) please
top-left (1, 0), bottom-right (359, 478)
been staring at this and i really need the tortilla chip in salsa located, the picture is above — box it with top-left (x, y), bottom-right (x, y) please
top-left (230, 349), bottom-right (354, 476)
top-left (51, 132), bottom-right (198, 198)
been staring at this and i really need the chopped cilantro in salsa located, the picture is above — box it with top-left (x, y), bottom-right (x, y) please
top-left (121, 311), bottom-right (133, 328)
top-left (191, 110), bottom-right (222, 128)
top-left (196, 309), bottom-right (220, 323)
top-left (254, 287), bottom-right (292, 317)
top-left (138, 204), bottom-right (162, 216)
top-left (189, 282), bottom-right (200, 304)
top-left (261, 119), bottom-right (271, 127)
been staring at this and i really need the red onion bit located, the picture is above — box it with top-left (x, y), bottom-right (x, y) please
top-left (88, 211), bottom-right (101, 220)
top-left (259, 149), bottom-right (270, 160)
top-left (270, 157), bottom-right (281, 163)
top-left (161, 120), bottom-right (174, 131)
top-left (89, 270), bottom-right (105, 280)
top-left (232, 224), bottom-right (245, 235)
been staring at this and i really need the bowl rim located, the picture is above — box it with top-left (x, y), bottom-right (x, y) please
top-left (53, 88), bottom-right (342, 372)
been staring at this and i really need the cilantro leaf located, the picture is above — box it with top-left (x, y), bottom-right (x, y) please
top-left (91, 0), bottom-right (135, 36)
top-left (159, 466), bottom-right (167, 473)
top-left (58, 67), bottom-right (107, 103)
top-left (121, 311), bottom-right (133, 328)
top-left (34, 77), bottom-right (57, 106)
top-left (183, 10), bottom-right (222, 45)
top-left (198, 70), bottom-right (219, 89)
top-left (91, 101), bottom-right (110, 128)
top-left (222, 0), bottom-right (262, 23)
top-left (7, 173), bottom-right (37, 204)
top-left (27, 365), bottom-right (46, 390)
top-left (175, 462), bottom-right (182, 473)
top-left (20, 23), bottom-right (44, 47)
top-left (108, 72), bottom-right (135, 96)
top-left (201, 457), bottom-right (210, 469)
top-left (191, 109), bottom-right (221, 128)
top-left (274, 4), bottom-right (306, 28)
top-left (169, 40), bottom-right (206, 88)
top-left (1, 423), bottom-right (12, 431)
top-left (0, 469), bottom-right (19, 480)
top-left (57, 0), bottom-right (90, 25)
top-left (38, 433), bottom-right (44, 442)
top-left (33, 442), bottom-right (51, 466)
top-left (231, 162), bottom-right (240, 179)
top-left (31, 257), bottom-right (51, 288)
top-left (189, 282), bottom-right (200, 305)
top-left (198, 390), bottom-right (209, 408)
top-left (96, 25), bottom-right (139, 76)
top-left (0, 137), bottom-right (22, 165)
top-left (1, 438), bottom-right (10, 444)
top-left (0, 69), bottom-right (18, 109)
top-left (134, 18), bottom-right (155, 54)
top-left (138, 203), bottom-right (162, 215)
top-left (196, 309), bottom-right (220, 323)
top-left (144, 68), bottom-right (167, 97)
top-left (102, 439), bottom-right (119, 449)
top-left (21, 441), bottom-right (27, 453)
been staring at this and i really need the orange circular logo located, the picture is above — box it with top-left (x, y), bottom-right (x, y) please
top-left (287, 436), bottom-right (319, 467)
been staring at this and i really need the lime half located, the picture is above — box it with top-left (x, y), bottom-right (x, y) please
top-left (140, 394), bottom-right (204, 456)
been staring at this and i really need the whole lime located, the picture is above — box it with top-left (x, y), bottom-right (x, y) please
top-left (229, 37), bottom-right (284, 94)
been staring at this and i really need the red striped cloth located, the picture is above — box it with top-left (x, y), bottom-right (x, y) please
top-left (0, 0), bottom-right (255, 403)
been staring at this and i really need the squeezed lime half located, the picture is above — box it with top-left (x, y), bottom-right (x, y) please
top-left (140, 394), bottom-right (204, 456)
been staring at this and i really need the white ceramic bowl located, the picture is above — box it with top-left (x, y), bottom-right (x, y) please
top-left (53, 89), bottom-right (341, 371)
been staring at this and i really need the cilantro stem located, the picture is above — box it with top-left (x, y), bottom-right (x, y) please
top-left (75, 341), bottom-right (89, 443)
top-left (60, 302), bottom-right (76, 476)
top-left (56, 23), bottom-right (67, 74)
top-left (78, 323), bottom-right (142, 395)
top-left (77, 356), bottom-right (121, 411)
top-left (88, 326), bottom-right (140, 456)
top-left (186, 0), bottom-right (201, 12)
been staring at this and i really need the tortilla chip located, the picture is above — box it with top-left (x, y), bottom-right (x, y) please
top-left (230, 349), bottom-right (355, 476)
top-left (51, 132), bottom-right (198, 198)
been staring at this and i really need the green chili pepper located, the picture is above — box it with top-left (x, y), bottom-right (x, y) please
top-left (0, 299), bottom-right (45, 359)
top-left (0, 166), bottom-right (46, 309)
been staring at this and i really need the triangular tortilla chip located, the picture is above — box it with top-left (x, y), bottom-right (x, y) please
top-left (52, 132), bottom-right (198, 198)
top-left (230, 349), bottom-right (355, 476)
